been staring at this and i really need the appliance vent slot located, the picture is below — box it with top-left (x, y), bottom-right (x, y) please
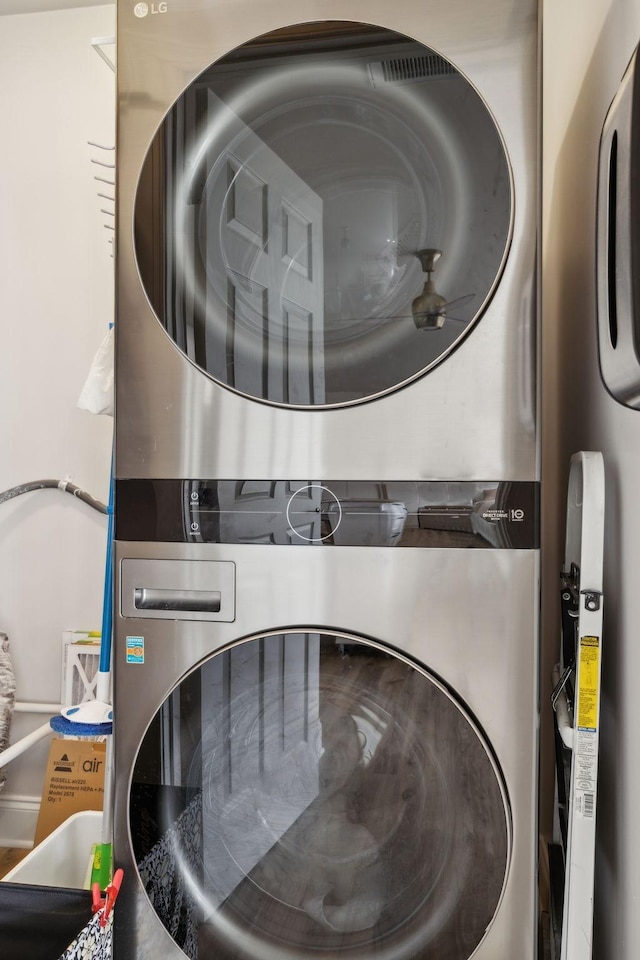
top-left (369, 54), bottom-right (457, 87)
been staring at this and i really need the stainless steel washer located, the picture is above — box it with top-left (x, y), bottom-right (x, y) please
top-left (113, 481), bottom-right (539, 960)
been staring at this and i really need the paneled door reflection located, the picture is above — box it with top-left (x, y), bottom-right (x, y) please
top-left (166, 89), bottom-right (326, 404)
top-left (198, 633), bottom-right (322, 910)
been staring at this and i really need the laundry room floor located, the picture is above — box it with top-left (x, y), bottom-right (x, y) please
top-left (0, 847), bottom-right (28, 878)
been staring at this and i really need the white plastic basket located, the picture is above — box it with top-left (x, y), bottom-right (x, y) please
top-left (2, 810), bottom-right (102, 888)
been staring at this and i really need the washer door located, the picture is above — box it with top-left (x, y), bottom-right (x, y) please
top-left (129, 631), bottom-right (510, 959)
top-left (134, 22), bottom-right (512, 407)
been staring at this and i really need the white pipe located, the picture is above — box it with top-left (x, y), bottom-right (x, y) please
top-left (0, 722), bottom-right (54, 768)
top-left (552, 663), bottom-right (575, 751)
top-left (14, 702), bottom-right (63, 715)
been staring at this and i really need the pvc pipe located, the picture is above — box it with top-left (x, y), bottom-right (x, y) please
top-left (14, 702), bottom-right (63, 715)
top-left (0, 722), bottom-right (54, 768)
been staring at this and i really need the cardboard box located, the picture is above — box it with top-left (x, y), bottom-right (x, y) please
top-left (34, 739), bottom-right (105, 846)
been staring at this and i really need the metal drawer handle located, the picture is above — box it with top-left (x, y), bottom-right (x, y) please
top-left (133, 587), bottom-right (221, 613)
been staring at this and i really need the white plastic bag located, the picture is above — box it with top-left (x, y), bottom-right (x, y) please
top-left (77, 327), bottom-right (114, 416)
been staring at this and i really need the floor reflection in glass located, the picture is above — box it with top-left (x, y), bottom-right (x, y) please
top-left (131, 634), bottom-right (509, 959)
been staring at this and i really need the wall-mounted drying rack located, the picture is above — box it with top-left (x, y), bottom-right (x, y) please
top-left (89, 141), bottom-right (115, 260)
top-left (91, 36), bottom-right (115, 74)
top-left (89, 36), bottom-right (116, 260)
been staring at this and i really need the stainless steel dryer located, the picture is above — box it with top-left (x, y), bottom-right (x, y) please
top-left (115, 0), bottom-right (538, 482)
top-left (113, 478), bottom-right (539, 960)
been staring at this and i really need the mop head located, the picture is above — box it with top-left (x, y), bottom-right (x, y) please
top-left (50, 714), bottom-right (112, 737)
top-left (61, 699), bottom-right (112, 725)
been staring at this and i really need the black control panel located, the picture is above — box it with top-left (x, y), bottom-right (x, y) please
top-left (116, 479), bottom-right (539, 549)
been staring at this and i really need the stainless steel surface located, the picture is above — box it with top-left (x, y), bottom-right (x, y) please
top-left (115, 0), bottom-right (539, 482)
top-left (114, 4), bottom-right (540, 956)
top-left (596, 44), bottom-right (640, 409)
top-left (121, 558), bottom-right (235, 620)
top-left (113, 541), bottom-right (539, 960)
top-left (133, 587), bottom-right (221, 612)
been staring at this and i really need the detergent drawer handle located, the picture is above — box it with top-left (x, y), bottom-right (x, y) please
top-left (133, 587), bottom-right (221, 613)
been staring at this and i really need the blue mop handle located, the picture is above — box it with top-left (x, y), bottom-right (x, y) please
top-left (97, 466), bottom-right (114, 692)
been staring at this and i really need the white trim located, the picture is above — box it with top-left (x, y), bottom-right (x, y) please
top-left (0, 793), bottom-right (39, 849)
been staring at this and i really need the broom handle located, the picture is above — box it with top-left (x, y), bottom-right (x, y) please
top-left (96, 466), bottom-right (114, 703)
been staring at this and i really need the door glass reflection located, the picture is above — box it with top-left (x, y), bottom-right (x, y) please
top-left (134, 22), bottom-right (512, 406)
top-left (130, 632), bottom-right (510, 959)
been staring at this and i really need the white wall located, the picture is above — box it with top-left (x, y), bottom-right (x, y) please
top-left (0, 3), bottom-right (115, 845)
top-left (542, 1), bottom-right (640, 957)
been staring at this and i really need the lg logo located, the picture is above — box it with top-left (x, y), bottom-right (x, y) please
top-left (134, 1), bottom-right (168, 17)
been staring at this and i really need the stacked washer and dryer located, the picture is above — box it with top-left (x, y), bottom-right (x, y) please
top-left (113, 2), bottom-right (540, 959)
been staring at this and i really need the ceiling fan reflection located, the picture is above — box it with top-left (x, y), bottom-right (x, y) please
top-left (411, 248), bottom-right (473, 330)
top-left (346, 250), bottom-right (475, 330)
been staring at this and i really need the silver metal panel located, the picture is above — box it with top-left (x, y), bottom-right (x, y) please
top-left (114, 4), bottom-right (539, 955)
top-left (113, 542), bottom-right (539, 959)
top-left (121, 558), bottom-right (236, 620)
top-left (596, 45), bottom-right (640, 408)
top-left (115, 0), bottom-right (539, 482)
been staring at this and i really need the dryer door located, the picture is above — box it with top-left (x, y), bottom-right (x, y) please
top-left (129, 630), bottom-right (510, 960)
top-left (134, 22), bottom-right (513, 407)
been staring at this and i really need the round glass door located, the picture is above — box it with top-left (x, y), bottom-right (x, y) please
top-left (130, 631), bottom-right (510, 959)
top-left (134, 22), bottom-right (512, 407)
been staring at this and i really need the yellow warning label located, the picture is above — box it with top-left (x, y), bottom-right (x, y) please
top-left (577, 636), bottom-right (600, 731)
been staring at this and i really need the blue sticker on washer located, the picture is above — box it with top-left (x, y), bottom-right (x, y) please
top-left (126, 636), bottom-right (144, 664)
